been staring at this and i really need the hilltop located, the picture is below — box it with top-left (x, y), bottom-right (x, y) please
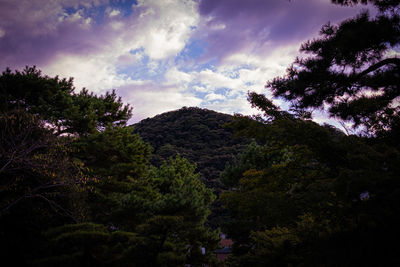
top-left (133, 106), bottom-right (249, 192)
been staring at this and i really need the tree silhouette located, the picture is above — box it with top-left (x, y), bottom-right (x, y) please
top-left (267, 4), bottom-right (400, 138)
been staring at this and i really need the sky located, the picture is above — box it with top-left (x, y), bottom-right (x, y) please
top-left (0, 0), bottom-right (370, 124)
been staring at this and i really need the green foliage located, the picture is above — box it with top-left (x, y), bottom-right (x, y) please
top-left (0, 66), bottom-right (132, 136)
top-left (73, 126), bottom-right (151, 181)
top-left (134, 107), bottom-right (249, 190)
top-left (38, 156), bottom-right (219, 266)
top-left (34, 223), bottom-right (140, 267)
top-left (221, 7), bottom-right (400, 264)
top-left (147, 156), bottom-right (215, 224)
top-left (134, 107), bottom-right (250, 228)
top-left (222, 117), bottom-right (400, 265)
top-left (0, 68), bottom-right (219, 266)
top-left (68, 124), bottom-right (219, 265)
top-left (141, 156), bottom-right (219, 265)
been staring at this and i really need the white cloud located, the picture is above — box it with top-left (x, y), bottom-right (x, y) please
top-left (110, 20), bottom-right (124, 30)
top-left (205, 93), bottom-right (226, 101)
top-left (109, 9), bottom-right (120, 17)
top-left (164, 67), bottom-right (192, 86)
top-left (116, 81), bottom-right (202, 123)
top-left (190, 69), bottom-right (243, 92)
top-left (40, 0), bottom-right (200, 95)
top-left (192, 85), bottom-right (208, 92)
top-left (43, 53), bottom-right (133, 92)
top-left (132, 0), bottom-right (199, 60)
top-left (202, 95), bottom-right (254, 116)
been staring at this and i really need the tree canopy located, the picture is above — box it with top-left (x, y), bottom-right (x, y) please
top-left (0, 67), bottom-right (219, 266)
top-left (219, 2), bottom-right (400, 266)
top-left (267, 3), bottom-right (400, 138)
top-left (0, 66), bottom-right (132, 136)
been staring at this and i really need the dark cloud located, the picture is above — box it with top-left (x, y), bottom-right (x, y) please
top-left (0, 23), bottom-right (103, 70)
top-left (196, 0), bottom-right (368, 64)
top-left (0, 0), bottom-right (115, 70)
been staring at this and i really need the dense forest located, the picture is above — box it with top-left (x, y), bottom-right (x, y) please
top-left (0, 68), bottom-right (220, 266)
top-left (133, 107), bottom-right (249, 192)
top-left (134, 107), bottom-right (250, 229)
top-left (1, 0), bottom-right (400, 266)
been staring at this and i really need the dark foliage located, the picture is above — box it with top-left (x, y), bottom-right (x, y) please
top-left (0, 110), bottom-right (86, 265)
top-left (267, 5), bottom-right (400, 139)
top-left (133, 106), bottom-right (249, 192)
top-left (220, 2), bottom-right (400, 265)
top-left (221, 103), bottom-right (400, 266)
top-left (0, 68), bottom-right (219, 266)
top-left (133, 107), bottom-right (250, 229)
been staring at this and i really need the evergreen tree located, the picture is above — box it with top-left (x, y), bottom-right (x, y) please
top-left (267, 3), bottom-right (399, 139)
top-left (0, 67), bottom-right (219, 266)
top-left (0, 66), bottom-right (132, 136)
top-left (221, 3), bottom-right (400, 264)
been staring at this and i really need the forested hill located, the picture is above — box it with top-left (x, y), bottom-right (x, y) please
top-left (132, 107), bottom-right (249, 192)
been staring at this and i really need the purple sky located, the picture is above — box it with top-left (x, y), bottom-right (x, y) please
top-left (0, 0), bottom-right (369, 124)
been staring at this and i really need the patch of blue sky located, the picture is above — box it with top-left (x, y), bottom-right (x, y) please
top-left (187, 82), bottom-right (209, 97)
top-left (64, 7), bottom-right (78, 15)
top-left (63, 4), bottom-right (107, 25)
top-left (214, 87), bottom-right (232, 96)
top-left (223, 64), bottom-right (252, 76)
top-left (116, 51), bottom-right (168, 82)
top-left (174, 39), bottom-right (219, 73)
top-left (109, 0), bottom-right (137, 17)
top-left (194, 91), bottom-right (209, 100)
top-left (176, 58), bottom-right (218, 74)
top-left (64, 1), bottom-right (137, 25)
top-left (177, 39), bottom-right (206, 60)
top-left (129, 48), bottom-right (144, 55)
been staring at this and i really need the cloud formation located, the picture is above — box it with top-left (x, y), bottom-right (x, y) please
top-left (0, 0), bottom-right (368, 124)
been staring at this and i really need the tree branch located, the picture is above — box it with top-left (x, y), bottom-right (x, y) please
top-left (1, 193), bottom-right (78, 223)
top-left (357, 57), bottom-right (400, 78)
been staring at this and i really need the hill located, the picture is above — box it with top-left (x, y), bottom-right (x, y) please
top-left (133, 106), bottom-right (249, 192)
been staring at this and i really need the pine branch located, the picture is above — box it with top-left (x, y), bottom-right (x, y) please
top-left (357, 57), bottom-right (400, 78)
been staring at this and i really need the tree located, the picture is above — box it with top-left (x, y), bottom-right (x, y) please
top-left (0, 67), bottom-right (219, 266)
top-left (222, 115), bottom-right (400, 265)
top-left (220, 2), bottom-right (400, 264)
top-left (332, 0), bottom-right (400, 11)
top-left (37, 156), bottom-right (219, 266)
top-left (33, 223), bottom-right (142, 267)
top-left (266, 3), bottom-right (400, 138)
top-left (0, 66), bottom-right (132, 136)
top-left (0, 110), bottom-right (87, 265)
top-left (137, 156), bottom-right (219, 266)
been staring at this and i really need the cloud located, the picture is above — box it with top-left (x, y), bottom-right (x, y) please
top-left (0, 0), bottom-right (373, 125)
top-left (201, 94), bottom-right (254, 116)
top-left (116, 81), bottom-right (203, 123)
top-left (196, 0), bottom-right (367, 64)
top-left (205, 92), bottom-right (226, 101)
top-left (164, 67), bottom-right (192, 86)
top-left (108, 9), bottom-right (121, 17)
top-left (0, 0), bottom-right (111, 70)
top-left (44, 53), bottom-right (134, 92)
top-left (0, 0), bottom-right (199, 89)
top-left (131, 0), bottom-right (199, 60)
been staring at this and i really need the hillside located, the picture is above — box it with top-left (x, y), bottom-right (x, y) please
top-left (133, 106), bottom-right (249, 192)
